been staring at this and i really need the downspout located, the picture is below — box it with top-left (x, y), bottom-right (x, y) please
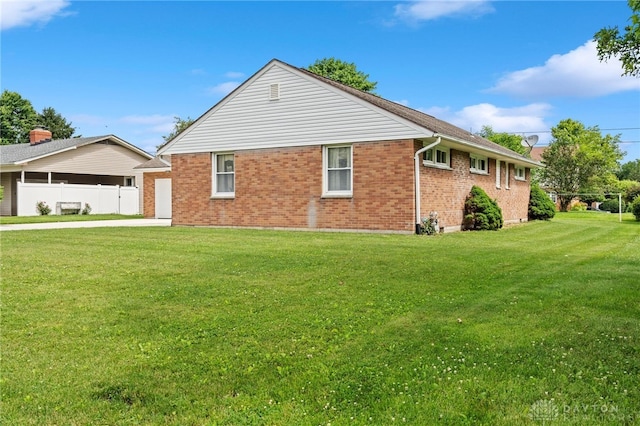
top-left (414, 137), bottom-right (441, 234)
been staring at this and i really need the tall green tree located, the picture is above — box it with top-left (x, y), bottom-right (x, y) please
top-left (617, 159), bottom-right (640, 181)
top-left (0, 90), bottom-right (38, 145)
top-left (540, 119), bottom-right (624, 211)
top-left (162, 116), bottom-right (195, 143)
top-left (477, 125), bottom-right (527, 155)
top-left (594, 0), bottom-right (640, 77)
top-left (38, 107), bottom-right (76, 140)
top-left (306, 58), bottom-right (377, 93)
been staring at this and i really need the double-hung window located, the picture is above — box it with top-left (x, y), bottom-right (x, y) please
top-left (213, 153), bottom-right (235, 197)
top-left (470, 154), bottom-right (488, 174)
top-left (323, 145), bottom-right (352, 197)
top-left (423, 146), bottom-right (450, 169)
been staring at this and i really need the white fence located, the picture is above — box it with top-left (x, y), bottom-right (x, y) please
top-left (17, 182), bottom-right (140, 216)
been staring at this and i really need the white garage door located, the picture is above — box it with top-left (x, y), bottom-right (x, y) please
top-left (155, 178), bottom-right (172, 219)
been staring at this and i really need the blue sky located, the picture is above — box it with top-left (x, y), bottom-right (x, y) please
top-left (2, 0), bottom-right (639, 162)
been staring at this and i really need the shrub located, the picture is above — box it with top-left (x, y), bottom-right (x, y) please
top-left (631, 196), bottom-right (640, 221)
top-left (82, 203), bottom-right (92, 215)
top-left (463, 186), bottom-right (503, 231)
top-left (624, 184), bottom-right (640, 204)
top-left (528, 184), bottom-right (555, 220)
top-left (570, 202), bottom-right (587, 212)
top-left (419, 211), bottom-right (439, 235)
top-left (36, 201), bottom-right (51, 215)
top-left (599, 198), bottom-right (626, 213)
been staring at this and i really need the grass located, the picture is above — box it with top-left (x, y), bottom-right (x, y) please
top-left (0, 214), bottom-right (144, 225)
top-left (1, 212), bottom-right (638, 425)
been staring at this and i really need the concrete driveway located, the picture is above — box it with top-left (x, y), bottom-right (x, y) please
top-left (0, 219), bottom-right (171, 231)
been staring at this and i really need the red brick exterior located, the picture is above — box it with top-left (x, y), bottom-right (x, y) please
top-left (417, 141), bottom-right (530, 231)
top-left (142, 171), bottom-right (171, 218)
top-left (167, 139), bottom-right (531, 232)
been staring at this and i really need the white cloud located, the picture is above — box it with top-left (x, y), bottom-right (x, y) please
top-left (394, 0), bottom-right (494, 22)
top-left (419, 102), bottom-right (552, 139)
top-left (207, 81), bottom-right (241, 96)
top-left (488, 40), bottom-right (640, 99)
top-left (1, 0), bottom-right (71, 30)
top-left (225, 71), bottom-right (245, 79)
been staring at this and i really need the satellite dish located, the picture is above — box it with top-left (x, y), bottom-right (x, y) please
top-left (521, 135), bottom-right (539, 148)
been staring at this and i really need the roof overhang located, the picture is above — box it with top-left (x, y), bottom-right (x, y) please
top-left (432, 133), bottom-right (543, 168)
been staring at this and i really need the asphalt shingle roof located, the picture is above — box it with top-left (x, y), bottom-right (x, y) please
top-left (296, 64), bottom-right (537, 164)
top-left (0, 135), bottom-right (151, 165)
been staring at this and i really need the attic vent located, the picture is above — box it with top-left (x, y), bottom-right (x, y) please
top-left (269, 83), bottom-right (280, 100)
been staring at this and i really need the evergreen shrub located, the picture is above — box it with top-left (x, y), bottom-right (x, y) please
top-left (464, 186), bottom-right (503, 231)
top-left (528, 184), bottom-right (556, 220)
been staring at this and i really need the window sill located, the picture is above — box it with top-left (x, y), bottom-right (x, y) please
top-left (322, 193), bottom-right (353, 199)
top-left (423, 162), bottom-right (452, 171)
top-left (514, 177), bottom-right (526, 182)
top-left (211, 194), bottom-right (235, 200)
top-left (470, 170), bottom-right (489, 175)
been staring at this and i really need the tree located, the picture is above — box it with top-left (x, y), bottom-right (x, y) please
top-left (540, 119), bottom-right (625, 211)
top-left (306, 58), bottom-right (377, 93)
top-left (0, 90), bottom-right (38, 144)
top-left (477, 125), bottom-right (527, 155)
top-left (39, 107), bottom-right (76, 140)
top-left (617, 159), bottom-right (640, 181)
top-left (594, 0), bottom-right (640, 77)
top-left (162, 116), bottom-right (195, 143)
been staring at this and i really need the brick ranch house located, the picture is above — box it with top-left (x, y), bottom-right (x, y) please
top-left (150, 59), bottom-right (542, 233)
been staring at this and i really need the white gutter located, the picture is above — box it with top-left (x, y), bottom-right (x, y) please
top-left (435, 133), bottom-right (542, 168)
top-left (414, 137), bottom-right (441, 234)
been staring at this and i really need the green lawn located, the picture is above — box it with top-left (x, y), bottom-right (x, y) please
top-left (0, 214), bottom-right (144, 225)
top-left (1, 213), bottom-right (638, 425)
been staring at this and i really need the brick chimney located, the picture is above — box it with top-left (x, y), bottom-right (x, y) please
top-left (30, 126), bottom-right (52, 145)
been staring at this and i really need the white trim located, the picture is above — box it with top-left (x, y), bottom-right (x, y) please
top-left (322, 144), bottom-right (353, 197)
top-left (496, 160), bottom-right (501, 189)
top-left (470, 153), bottom-right (488, 175)
top-left (422, 145), bottom-right (451, 169)
top-left (212, 152), bottom-right (235, 198)
top-left (505, 162), bottom-right (510, 189)
top-left (515, 165), bottom-right (526, 181)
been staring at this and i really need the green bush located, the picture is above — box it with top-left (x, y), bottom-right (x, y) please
top-left (631, 196), bottom-right (640, 221)
top-left (625, 184), bottom-right (640, 204)
top-left (528, 184), bottom-right (556, 220)
top-left (464, 185), bottom-right (503, 231)
top-left (571, 202), bottom-right (587, 212)
top-left (36, 201), bottom-right (51, 215)
top-left (599, 198), bottom-right (626, 213)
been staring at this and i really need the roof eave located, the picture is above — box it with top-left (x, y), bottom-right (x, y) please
top-left (435, 132), bottom-right (544, 168)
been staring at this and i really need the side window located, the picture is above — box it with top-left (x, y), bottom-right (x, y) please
top-left (213, 153), bottom-right (235, 196)
top-left (470, 154), bottom-right (488, 174)
top-left (323, 145), bottom-right (352, 196)
top-left (423, 146), bottom-right (451, 169)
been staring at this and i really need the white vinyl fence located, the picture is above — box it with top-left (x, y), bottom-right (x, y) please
top-left (17, 182), bottom-right (139, 216)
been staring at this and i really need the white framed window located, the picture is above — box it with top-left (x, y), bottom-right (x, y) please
top-left (423, 146), bottom-right (451, 169)
top-left (515, 166), bottom-right (526, 181)
top-left (212, 153), bottom-right (235, 197)
top-left (496, 160), bottom-right (501, 188)
top-left (323, 145), bottom-right (352, 197)
top-left (124, 176), bottom-right (135, 187)
top-left (470, 154), bottom-right (488, 174)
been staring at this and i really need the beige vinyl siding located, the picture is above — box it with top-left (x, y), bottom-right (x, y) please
top-left (0, 172), bottom-right (12, 216)
top-left (163, 63), bottom-right (430, 155)
top-left (22, 143), bottom-right (148, 176)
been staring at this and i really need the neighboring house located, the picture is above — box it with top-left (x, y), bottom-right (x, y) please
top-left (0, 128), bottom-right (153, 216)
top-left (153, 59), bottom-right (542, 233)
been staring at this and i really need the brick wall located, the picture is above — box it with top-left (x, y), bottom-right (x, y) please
top-left (141, 171), bottom-right (171, 218)
top-left (172, 140), bottom-right (417, 231)
top-left (171, 140), bottom-right (531, 232)
top-left (418, 146), bottom-right (530, 231)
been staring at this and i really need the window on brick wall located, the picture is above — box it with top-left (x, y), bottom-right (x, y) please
top-left (470, 154), bottom-right (488, 174)
top-left (212, 153), bottom-right (235, 197)
top-left (323, 145), bottom-right (352, 197)
top-left (423, 146), bottom-right (451, 169)
top-left (515, 166), bottom-right (526, 181)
